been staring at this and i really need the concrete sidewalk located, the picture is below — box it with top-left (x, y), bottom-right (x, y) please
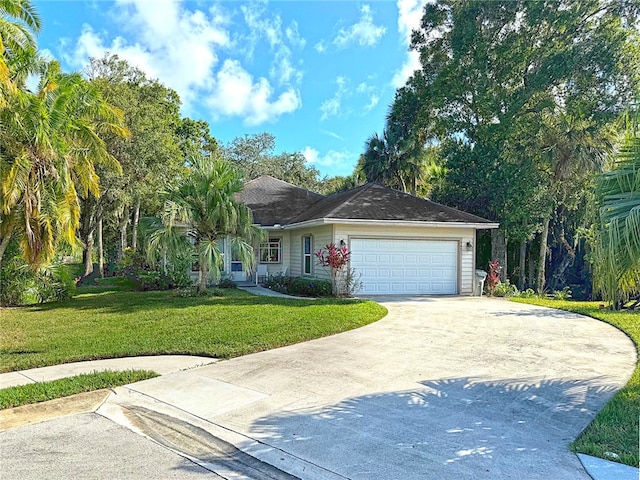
top-left (0, 355), bottom-right (217, 389)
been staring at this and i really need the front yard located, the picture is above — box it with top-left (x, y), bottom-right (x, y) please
top-left (512, 297), bottom-right (639, 467)
top-left (0, 288), bottom-right (387, 372)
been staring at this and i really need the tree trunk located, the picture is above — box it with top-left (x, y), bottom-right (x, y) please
top-left (78, 196), bottom-right (96, 278)
top-left (491, 229), bottom-right (508, 281)
top-left (131, 198), bottom-right (141, 251)
top-left (0, 230), bottom-right (13, 266)
top-left (83, 230), bottom-right (94, 277)
top-left (198, 258), bottom-right (208, 292)
top-left (527, 242), bottom-right (535, 290)
top-left (549, 226), bottom-right (576, 291)
top-left (97, 219), bottom-right (104, 278)
top-left (537, 216), bottom-right (550, 294)
top-left (118, 208), bottom-right (129, 261)
top-left (518, 240), bottom-right (526, 290)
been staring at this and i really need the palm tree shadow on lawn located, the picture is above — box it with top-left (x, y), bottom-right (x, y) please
top-left (26, 290), bottom-right (368, 315)
top-left (244, 376), bottom-right (618, 480)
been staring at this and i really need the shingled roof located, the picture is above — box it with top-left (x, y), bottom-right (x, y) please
top-left (238, 176), bottom-right (495, 227)
top-left (235, 176), bottom-right (325, 226)
top-left (287, 183), bottom-right (495, 225)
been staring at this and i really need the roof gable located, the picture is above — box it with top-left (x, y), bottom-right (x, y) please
top-left (235, 175), bottom-right (324, 226)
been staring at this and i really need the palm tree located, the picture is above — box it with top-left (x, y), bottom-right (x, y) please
top-left (0, 61), bottom-right (128, 267)
top-left (151, 155), bottom-right (264, 292)
top-left (593, 125), bottom-right (640, 308)
top-left (0, 0), bottom-right (41, 101)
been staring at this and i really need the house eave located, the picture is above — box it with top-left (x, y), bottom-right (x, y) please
top-left (283, 218), bottom-right (499, 229)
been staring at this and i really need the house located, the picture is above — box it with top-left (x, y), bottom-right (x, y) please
top-left (226, 176), bottom-right (498, 295)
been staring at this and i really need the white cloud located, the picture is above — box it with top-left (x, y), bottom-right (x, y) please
top-left (207, 60), bottom-right (301, 126)
top-left (240, 3), bottom-right (304, 86)
top-left (314, 41), bottom-right (326, 53)
top-left (392, 0), bottom-right (429, 87)
top-left (333, 5), bottom-right (386, 48)
top-left (364, 94), bottom-right (380, 111)
top-left (286, 20), bottom-right (306, 49)
top-left (320, 129), bottom-right (344, 141)
top-left (61, 0), bottom-right (302, 125)
top-left (303, 147), bottom-right (355, 170)
top-left (320, 76), bottom-right (349, 121)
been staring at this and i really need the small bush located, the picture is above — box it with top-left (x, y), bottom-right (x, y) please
top-left (0, 241), bottom-right (76, 306)
top-left (553, 286), bottom-right (572, 301)
top-left (117, 248), bottom-right (173, 291)
top-left (492, 280), bottom-right (519, 298)
top-left (217, 278), bottom-right (237, 289)
top-left (264, 275), bottom-right (332, 297)
top-left (517, 288), bottom-right (537, 298)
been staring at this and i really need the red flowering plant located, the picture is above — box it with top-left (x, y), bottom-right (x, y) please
top-left (315, 243), bottom-right (351, 296)
top-left (486, 259), bottom-right (501, 295)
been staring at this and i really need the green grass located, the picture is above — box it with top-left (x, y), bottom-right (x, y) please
top-left (512, 297), bottom-right (639, 467)
top-left (0, 370), bottom-right (158, 409)
top-left (0, 288), bottom-right (387, 372)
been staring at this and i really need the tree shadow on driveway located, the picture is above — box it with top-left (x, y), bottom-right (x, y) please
top-left (248, 376), bottom-right (616, 480)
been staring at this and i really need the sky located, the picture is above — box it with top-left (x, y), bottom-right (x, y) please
top-left (33, 0), bottom-right (429, 177)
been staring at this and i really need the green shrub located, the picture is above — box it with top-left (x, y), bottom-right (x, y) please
top-left (0, 241), bottom-right (76, 306)
top-left (552, 286), bottom-right (572, 301)
top-left (117, 248), bottom-right (172, 291)
top-left (264, 275), bottom-right (333, 297)
top-left (217, 278), bottom-right (237, 289)
top-left (492, 280), bottom-right (519, 297)
top-left (517, 288), bottom-right (537, 298)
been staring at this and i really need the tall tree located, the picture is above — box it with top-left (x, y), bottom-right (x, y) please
top-left (400, 0), bottom-right (639, 286)
top-left (223, 133), bottom-right (323, 192)
top-left (83, 54), bottom-right (184, 275)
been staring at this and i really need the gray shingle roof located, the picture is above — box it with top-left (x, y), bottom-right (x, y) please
top-left (235, 176), bottom-right (325, 226)
top-left (237, 176), bottom-right (495, 226)
top-left (287, 183), bottom-right (495, 224)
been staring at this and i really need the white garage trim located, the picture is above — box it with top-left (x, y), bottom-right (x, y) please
top-left (350, 237), bottom-right (459, 295)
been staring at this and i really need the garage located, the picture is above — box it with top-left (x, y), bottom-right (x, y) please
top-left (350, 238), bottom-right (458, 295)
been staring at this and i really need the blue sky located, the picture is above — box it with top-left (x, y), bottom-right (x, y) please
top-left (34, 0), bottom-right (428, 177)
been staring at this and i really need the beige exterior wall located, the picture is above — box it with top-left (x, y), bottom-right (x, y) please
top-left (333, 224), bottom-right (476, 295)
top-left (288, 225), bottom-right (333, 281)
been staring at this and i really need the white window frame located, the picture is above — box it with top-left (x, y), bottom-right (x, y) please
top-left (259, 238), bottom-right (282, 264)
top-left (302, 235), bottom-right (313, 275)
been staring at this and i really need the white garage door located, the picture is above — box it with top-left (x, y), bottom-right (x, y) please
top-left (350, 238), bottom-right (458, 295)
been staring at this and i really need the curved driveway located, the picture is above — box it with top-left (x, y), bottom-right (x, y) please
top-left (113, 296), bottom-right (635, 479)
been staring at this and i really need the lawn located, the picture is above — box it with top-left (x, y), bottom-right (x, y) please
top-left (512, 297), bottom-right (639, 467)
top-left (0, 370), bottom-right (158, 409)
top-left (0, 288), bottom-right (387, 372)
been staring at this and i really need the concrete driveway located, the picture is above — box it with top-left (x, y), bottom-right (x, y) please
top-left (1, 297), bottom-right (636, 479)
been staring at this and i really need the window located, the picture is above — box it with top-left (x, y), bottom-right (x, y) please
top-left (259, 238), bottom-right (281, 263)
top-left (303, 235), bottom-right (312, 275)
